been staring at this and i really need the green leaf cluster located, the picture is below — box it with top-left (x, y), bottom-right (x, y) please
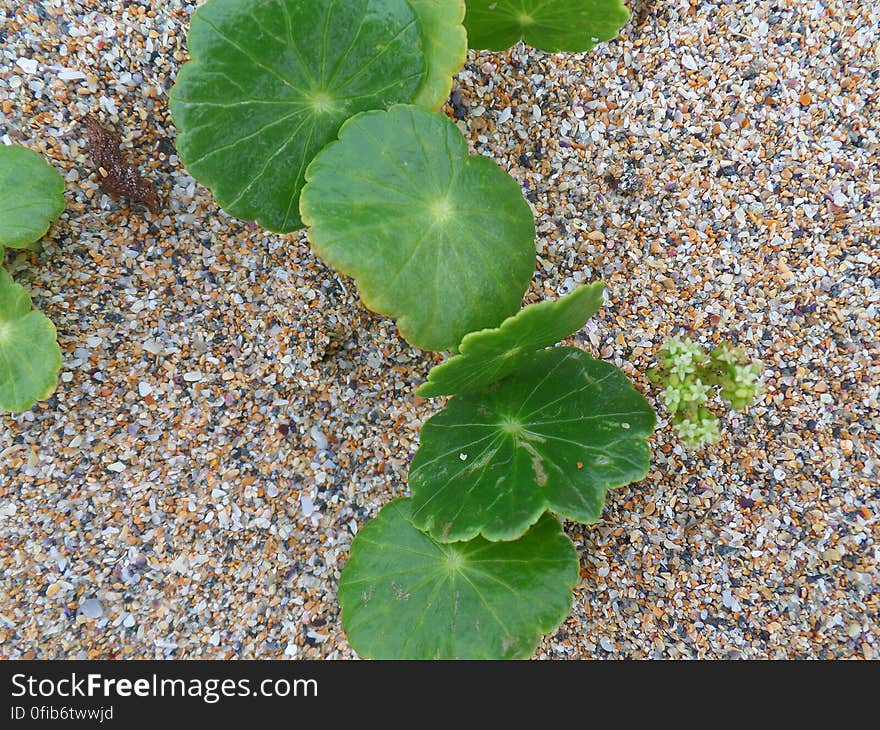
top-left (169, 0), bottom-right (637, 658)
top-left (0, 146), bottom-right (65, 413)
top-left (170, 0), bottom-right (469, 234)
top-left (648, 337), bottom-right (763, 449)
top-left (342, 287), bottom-right (655, 658)
top-left (169, 0), bottom-right (631, 350)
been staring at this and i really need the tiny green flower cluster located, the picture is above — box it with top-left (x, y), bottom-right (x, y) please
top-left (648, 338), bottom-right (763, 449)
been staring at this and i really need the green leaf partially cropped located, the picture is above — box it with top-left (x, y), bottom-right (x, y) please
top-left (0, 145), bottom-right (65, 250)
top-left (417, 282), bottom-right (606, 397)
top-left (411, 347), bottom-right (655, 542)
top-left (169, 0), bottom-right (426, 233)
top-left (409, 0), bottom-right (468, 110)
top-left (339, 498), bottom-right (578, 659)
top-left (464, 0), bottom-right (630, 53)
top-left (0, 269), bottom-right (62, 413)
top-left (301, 105), bottom-right (536, 351)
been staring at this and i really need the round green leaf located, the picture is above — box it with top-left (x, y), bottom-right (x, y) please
top-left (169, 0), bottom-right (426, 233)
top-left (0, 269), bottom-right (62, 413)
top-left (464, 0), bottom-right (631, 53)
top-left (411, 347), bottom-right (655, 542)
top-left (0, 145), bottom-right (65, 250)
top-left (409, 0), bottom-right (468, 110)
top-left (301, 105), bottom-right (536, 351)
top-left (417, 282), bottom-right (606, 397)
top-left (339, 498), bottom-right (579, 659)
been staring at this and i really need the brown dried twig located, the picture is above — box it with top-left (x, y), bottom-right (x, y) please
top-left (82, 114), bottom-right (161, 214)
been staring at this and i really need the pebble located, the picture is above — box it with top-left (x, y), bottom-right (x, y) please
top-left (721, 589), bottom-right (742, 612)
top-left (78, 599), bottom-right (104, 620)
top-left (15, 57), bottom-right (38, 74)
top-left (310, 426), bottom-right (329, 451)
top-left (54, 67), bottom-right (87, 81)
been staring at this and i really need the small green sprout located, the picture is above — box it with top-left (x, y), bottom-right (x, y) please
top-left (649, 337), bottom-right (763, 449)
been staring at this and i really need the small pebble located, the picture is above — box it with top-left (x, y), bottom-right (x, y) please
top-left (78, 599), bottom-right (104, 620)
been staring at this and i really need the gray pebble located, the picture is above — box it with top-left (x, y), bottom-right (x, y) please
top-left (78, 599), bottom-right (104, 619)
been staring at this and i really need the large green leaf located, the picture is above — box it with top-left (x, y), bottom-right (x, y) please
top-left (0, 145), bottom-right (65, 251)
top-left (339, 498), bottom-right (578, 659)
top-left (169, 0), bottom-right (426, 233)
top-left (301, 105), bottom-right (536, 351)
top-left (411, 347), bottom-right (655, 542)
top-left (417, 282), bottom-right (606, 397)
top-left (464, 0), bottom-right (630, 53)
top-left (0, 269), bottom-right (62, 413)
top-left (409, 1), bottom-right (468, 110)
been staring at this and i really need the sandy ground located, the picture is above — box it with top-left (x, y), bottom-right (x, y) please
top-left (1, 0), bottom-right (878, 659)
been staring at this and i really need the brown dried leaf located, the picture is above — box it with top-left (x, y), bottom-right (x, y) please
top-left (82, 114), bottom-right (161, 214)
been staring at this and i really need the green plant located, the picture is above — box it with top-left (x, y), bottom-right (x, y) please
top-left (0, 145), bottom-right (65, 254)
top-left (648, 337), bottom-right (763, 449)
top-left (169, 0), bottom-right (441, 232)
top-left (464, 0), bottom-right (631, 53)
top-left (169, 0), bottom-right (644, 658)
top-left (339, 499), bottom-right (578, 659)
top-left (300, 104), bottom-right (536, 351)
top-left (0, 145), bottom-right (65, 413)
top-left (410, 345), bottom-right (655, 542)
top-left (340, 288), bottom-right (654, 657)
top-left (0, 270), bottom-right (63, 413)
top-left (416, 281), bottom-right (606, 396)
top-left (409, 1), bottom-right (468, 109)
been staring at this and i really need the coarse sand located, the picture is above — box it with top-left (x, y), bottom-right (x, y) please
top-left (1, 0), bottom-right (878, 659)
